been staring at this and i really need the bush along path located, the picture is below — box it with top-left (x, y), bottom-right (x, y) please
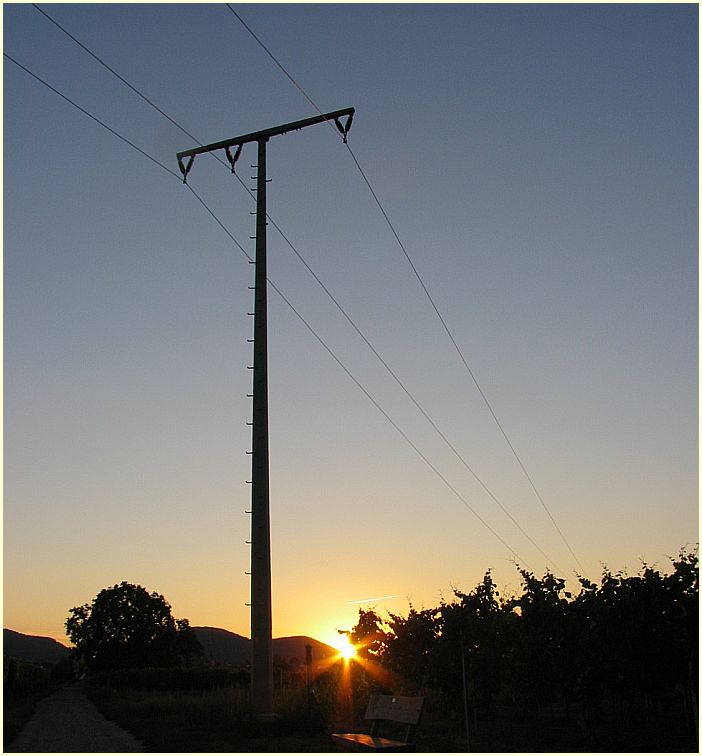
top-left (6, 680), bottom-right (143, 752)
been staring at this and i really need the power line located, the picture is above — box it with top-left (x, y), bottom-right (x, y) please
top-left (31, 3), bottom-right (233, 173)
top-left (5, 51), bottom-right (534, 570)
top-left (4, 53), bottom-right (180, 181)
top-left (28, 5), bottom-right (564, 570)
top-left (225, 4), bottom-right (332, 132)
top-left (33, 3), bottom-right (197, 146)
top-left (227, 7), bottom-right (585, 575)
top-left (221, 4), bottom-right (563, 572)
top-left (346, 142), bottom-right (584, 574)
top-left (267, 278), bottom-right (532, 568)
top-left (269, 212), bottom-right (562, 571)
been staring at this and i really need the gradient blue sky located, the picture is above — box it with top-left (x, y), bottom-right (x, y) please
top-left (4, 3), bottom-right (698, 647)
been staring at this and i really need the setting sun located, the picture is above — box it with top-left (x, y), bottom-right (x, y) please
top-left (336, 635), bottom-right (357, 660)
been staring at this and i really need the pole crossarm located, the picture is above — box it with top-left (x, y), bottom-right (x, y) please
top-left (176, 106), bottom-right (354, 162)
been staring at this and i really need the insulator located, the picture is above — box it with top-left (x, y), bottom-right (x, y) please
top-left (177, 154), bottom-right (195, 183)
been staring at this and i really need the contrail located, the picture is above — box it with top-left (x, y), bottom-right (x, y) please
top-left (346, 594), bottom-right (402, 605)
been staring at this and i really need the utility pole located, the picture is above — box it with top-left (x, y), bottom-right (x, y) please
top-left (177, 107), bottom-right (354, 717)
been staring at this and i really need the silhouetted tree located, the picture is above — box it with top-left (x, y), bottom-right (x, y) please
top-left (350, 548), bottom-right (696, 716)
top-left (65, 582), bottom-right (202, 672)
top-left (570, 549), bottom-right (699, 716)
top-left (510, 568), bottom-right (572, 711)
top-left (436, 571), bottom-right (513, 715)
top-left (384, 606), bottom-right (438, 689)
top-left (348, 608), bottom-right (390, 662)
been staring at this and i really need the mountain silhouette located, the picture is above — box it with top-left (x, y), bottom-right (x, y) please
top-left (192, 627), bottom-right (337, 666)
top-left (273, 635), bottom-right (338, 664)
top-left (3, 629), bottom-right (70, 663)
top-left (3, 627), bottom-right (337, 668)
top-left (192, 626), bottom-right (250, 665)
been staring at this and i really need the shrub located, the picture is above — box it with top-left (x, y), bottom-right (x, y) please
top-left (4, 657), bottom-right (51, 696)
top-left (92, 665), bottom-right (250, 691)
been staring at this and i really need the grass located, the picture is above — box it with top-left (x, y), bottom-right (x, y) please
top-left (86, 683), bottom-right (336, 752)
top-left (3, 687), bottom-right (56, 750)
top-left (3, 657), bottom-right (76, 749)
top-left (416, 698), bottom-right (699, 753)
top-left (85, 680), bottom-right (698, 753)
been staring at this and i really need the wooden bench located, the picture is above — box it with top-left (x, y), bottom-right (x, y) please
top-left (331, 694), bottom-right (424, 752)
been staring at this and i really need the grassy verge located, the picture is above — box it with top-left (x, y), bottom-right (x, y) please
top-left (4, 656), bottom-right (77, 748)
top-left (3, 687), bottom-right (56, 749)
top-left (86, 682), bottom-right (335, 752)
top-left (85, 680), bottom-right (698, 752)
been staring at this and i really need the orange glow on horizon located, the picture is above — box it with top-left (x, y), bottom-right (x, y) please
top-left (329, 632), bottom-right (357, 661)
top-left (338, 636), bottom-right (357, 660)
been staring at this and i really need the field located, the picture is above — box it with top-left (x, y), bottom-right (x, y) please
top-left (5, 665), bottom-right (696, 752)
top-left (3, 656), bottom-right (75, 749)
top-left (83, 679), bottom-right (697, 752)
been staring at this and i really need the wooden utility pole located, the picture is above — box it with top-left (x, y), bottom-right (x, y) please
top-left (177, 107), bottom-right (354, 716)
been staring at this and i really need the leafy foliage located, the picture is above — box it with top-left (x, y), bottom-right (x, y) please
top-left (436, 571), bottom-right (513, 711)
top-left (385, 606), bottom-right (438, 689)
top-left (348, 547), bottom-right (698, 724)
top-left (92, 665), bottom-right (249, 691)
top-left (65, 582), bottom-right (203, 672)
top-left (3, 657), bottom-right (51, 696)
top-left (348, 609), bottom-right (390, 661)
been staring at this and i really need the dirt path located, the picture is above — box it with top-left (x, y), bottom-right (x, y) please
top-left (6, 682), bottom-right (144, 752)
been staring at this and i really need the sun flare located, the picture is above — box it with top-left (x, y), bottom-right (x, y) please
top-left (336, 635), bottom-right (357, 660)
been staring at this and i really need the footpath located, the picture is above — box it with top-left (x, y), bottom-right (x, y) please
top-left (6, 681), bottom-right (143, 752)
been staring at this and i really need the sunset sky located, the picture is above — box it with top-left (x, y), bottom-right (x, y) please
top-left (4, 3), bottom-right (697, 649)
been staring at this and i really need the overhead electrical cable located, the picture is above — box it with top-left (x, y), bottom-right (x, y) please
top-left (225, 5), bottom-right (329, 130)
top-left (29, 4), bottom-right (563, 570)
top-left (264, 215), bottom-right (562, 571)
top-left (5, 53), bottom-right (180, 181)
top-left (5, 50), bottom-right (534, 570)
top-left (31, 3), bottom-right (232, 173)
top-left (226, 6), bottom-right (585, 575)
top-left (30, 2), bottom-right (202, 158)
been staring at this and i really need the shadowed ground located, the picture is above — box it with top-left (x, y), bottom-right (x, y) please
top-left (6, 681), bottom-right (143, 752)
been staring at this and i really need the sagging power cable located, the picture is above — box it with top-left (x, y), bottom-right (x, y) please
top-left (226, 6), bottom-right (585, 575)
top-left (29, 3), bottom-right (565, 570)
top-left (5, 50), bottom-right (534, 570)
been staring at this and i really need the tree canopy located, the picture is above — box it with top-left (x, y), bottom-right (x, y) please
top-left (65, 581), bottom-right (202, 671)
top-left (348, 547), bottom-right (698, 717)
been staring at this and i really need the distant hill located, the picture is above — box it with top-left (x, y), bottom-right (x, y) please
top-left (273, 635), bottom-right (338, 664)
top-left (193, 626), bottom-right (250, 665)
top-left (193, 627), bottom-right (337, 667)
top-left (4, 629), bottom-right (70, 663)
top-left (3, 626), bottom-right (337, 668)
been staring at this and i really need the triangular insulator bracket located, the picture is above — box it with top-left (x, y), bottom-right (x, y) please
top-left (333, 113), bottom-right (354, 143)
top-left (225, 143), bottom-right (244, 173)
top-left (177, 155), bottom-right (195, 184)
